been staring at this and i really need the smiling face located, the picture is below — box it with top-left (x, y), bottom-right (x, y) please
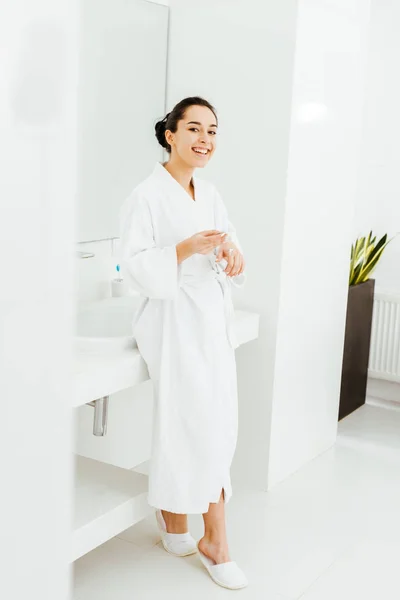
top-left (165, 104), bottom-right (218, 168)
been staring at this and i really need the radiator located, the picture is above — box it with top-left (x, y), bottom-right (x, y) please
top-left (368, 291), bottom-right (400, 383)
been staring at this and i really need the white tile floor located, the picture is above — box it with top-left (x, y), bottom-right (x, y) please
top-left (73, 402), bottom-right (400, 599)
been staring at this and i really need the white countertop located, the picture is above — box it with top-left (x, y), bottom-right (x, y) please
top-left (73, 308), bottom-right (260, 407)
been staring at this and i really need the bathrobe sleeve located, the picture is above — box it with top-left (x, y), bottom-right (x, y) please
top-left (213, 188), bottom-right (247, 288)
top-left (119, 192), bottom-right (181, 299)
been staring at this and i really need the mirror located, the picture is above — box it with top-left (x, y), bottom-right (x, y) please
top-left (76, 0), bottom-right (168, 242)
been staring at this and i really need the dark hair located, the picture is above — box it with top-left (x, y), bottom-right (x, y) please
top-left (154, 96), bottom-right (218, 153)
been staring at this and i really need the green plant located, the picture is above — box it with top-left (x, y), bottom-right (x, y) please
top-left (349, 231), bottom-right (395, 286)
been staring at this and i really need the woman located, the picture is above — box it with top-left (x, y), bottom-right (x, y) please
top-left (119, 97), bottom-right (248, 590)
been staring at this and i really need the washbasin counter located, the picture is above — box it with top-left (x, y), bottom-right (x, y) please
top-left (73, 296), bottom-right (260, 407)
top-left (72, 296), bottom-right (259, 562)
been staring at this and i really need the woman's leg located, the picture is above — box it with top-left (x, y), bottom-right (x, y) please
top-left (161, 510), bottom-right (189, 534)
top-left (198, 488), bottom-right (231, 564)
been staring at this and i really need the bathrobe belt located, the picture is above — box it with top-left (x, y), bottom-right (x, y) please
top-left (179, 264), bottom-right (239, 350)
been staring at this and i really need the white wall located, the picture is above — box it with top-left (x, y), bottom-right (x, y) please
top-left (353, 0), bottom-right (400, 293)
top-left (0, 1), bottom-right (76, 598)
top-left (267, 0), bottom-right (372, 487)
top-left (168, 0), bottom-right (372, 490)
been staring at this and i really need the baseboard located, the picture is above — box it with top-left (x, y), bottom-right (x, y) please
top-left (366, 377), bottom-right (400, 411)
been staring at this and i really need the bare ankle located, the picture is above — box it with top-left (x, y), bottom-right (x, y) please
top-left (199, 536), bottom-right (230, 563)
top-left (161, 510), bottom-right (188, 534)
top-left (202, 534), bottom-right (227, 547)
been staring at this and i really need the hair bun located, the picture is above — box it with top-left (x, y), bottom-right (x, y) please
top-left (154, 115), bottom-right (170, 150)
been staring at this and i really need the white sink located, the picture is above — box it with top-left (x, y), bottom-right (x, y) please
top-left (72, 296), bottom-right (259, 406)
top-left (75, 296), bottom-right (143, 353)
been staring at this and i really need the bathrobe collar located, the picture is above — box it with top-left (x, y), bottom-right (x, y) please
top-left (152, 161), bottom-right (198, 202)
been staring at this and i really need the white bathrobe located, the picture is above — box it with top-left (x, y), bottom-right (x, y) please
top-left (119, 162), bottom-right (246, 514)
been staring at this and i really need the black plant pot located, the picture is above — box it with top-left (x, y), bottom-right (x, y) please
top-left (338, 278), bottom-right (375, 421)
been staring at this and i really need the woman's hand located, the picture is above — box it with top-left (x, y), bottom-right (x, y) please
top-left (216, 241), bottom-right (245, 277)
top-left (190, 230), bottom-right (227, 255)
top-left (176, 230), bottom-right (227, 264)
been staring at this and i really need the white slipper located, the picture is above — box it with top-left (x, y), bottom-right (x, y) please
top-left (155, 510), bottom-right (197, 557)
top-left (197, 542), bottom-right (248, 589)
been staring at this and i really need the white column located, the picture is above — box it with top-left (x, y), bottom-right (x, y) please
top-left (267, 0), bottom-right (372, 487)
top-left (0, 1), bottom-right (77, 598)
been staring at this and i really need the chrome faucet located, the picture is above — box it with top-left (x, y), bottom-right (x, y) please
top-left (76, 250), bottom-right (95, 259)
